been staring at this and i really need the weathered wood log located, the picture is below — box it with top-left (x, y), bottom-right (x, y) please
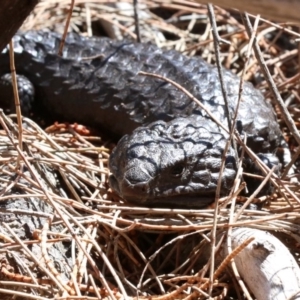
top-left (220, 228), bottom-right (300, 300)
top-left (197, 0), bottom-right (300, 23)
top-left (0, 0), bottom-right (40, 52)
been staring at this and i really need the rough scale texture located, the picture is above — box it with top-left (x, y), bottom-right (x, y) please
top-left (0, 31), bottom-right (284, 207)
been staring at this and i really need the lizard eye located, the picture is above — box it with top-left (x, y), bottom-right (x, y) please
top-left (170, 164), bottom-right (185, 177)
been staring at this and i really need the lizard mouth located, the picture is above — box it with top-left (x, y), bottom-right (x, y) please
top-left (109, 173), bottom-right (220, 208)
top-left (122, 194), bottom-right (216, 209)
top-left (109, 174), bottom-right (216, 209)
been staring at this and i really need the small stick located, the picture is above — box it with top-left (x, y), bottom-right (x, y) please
top-left (8, 40), bottom-right (23, 160)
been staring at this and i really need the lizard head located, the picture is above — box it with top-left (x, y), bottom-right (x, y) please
top-left (109, 116), bottom-right (237, 208)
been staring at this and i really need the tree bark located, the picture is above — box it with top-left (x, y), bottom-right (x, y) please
top-left (0, 0), bottom-right (40, 52)
top-left (197, 0), bottom-right (300, 23)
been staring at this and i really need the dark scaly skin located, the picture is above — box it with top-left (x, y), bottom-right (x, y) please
top-left (109, 115), bottom-right (282, 207)
top-left (0, 31), bottom-right (285, 207)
